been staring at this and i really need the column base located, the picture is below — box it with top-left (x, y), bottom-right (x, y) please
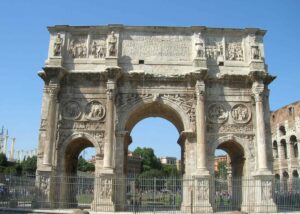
top-left (99, 168), bottom-right (114, 175)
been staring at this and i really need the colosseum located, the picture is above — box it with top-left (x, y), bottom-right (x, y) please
top-left (271, 100), bottom-right (300, 191)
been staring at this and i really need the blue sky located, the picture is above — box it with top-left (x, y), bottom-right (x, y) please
top-left (0, 0), bottom-right (299, 159)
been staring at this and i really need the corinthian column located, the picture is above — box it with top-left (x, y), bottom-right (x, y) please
top-left (103, 79), bottom-right (116, 172)
top-left (42, 84), bottom-right (60, 166)
top-left (195, 80), bottom-right (209, 174)
top-left (252, 81), bottom-right (270, 173)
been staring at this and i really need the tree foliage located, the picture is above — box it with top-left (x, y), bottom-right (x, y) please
top-left (162, 164), bottom-right (179, 177)
top-left (0, 153), bottom-right (8, 167)
top-left (22, 156), bottom-right (37, 175)
top-left (215, 161), bottom-right (228, 179)
top-left (133, 147), bottom-right (162, 172)
top-left (77, 156), bottom-right (95, 172)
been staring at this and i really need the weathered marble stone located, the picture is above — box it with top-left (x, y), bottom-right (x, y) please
top-left (36, 25), bottom-right (277, 213)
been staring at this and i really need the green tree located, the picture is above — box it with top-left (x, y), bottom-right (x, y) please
top-left (77, 156), bottom-right (95, 172)
top-left (215, 161), bottom-right (228, 179)
top-left (133, 147), bottom-right (162, 172)
top-left (162, 164), bottom-right (179, 177)
top-left (22, 156), bottom-right (37, 175)
top-left (0, 153), bottom-right (8, 167)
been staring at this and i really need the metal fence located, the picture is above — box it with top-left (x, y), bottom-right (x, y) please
top-left (0, 173), bottom-right (300, 213)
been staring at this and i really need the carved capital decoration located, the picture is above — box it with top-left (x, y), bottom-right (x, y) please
top-left (231, 104), bottom-right (251, 123)
top-left (62, 101), bottom-right (81, 120)
top-left (44, 85), bottom-right (59, 98)
top-left (252, 81), bottom-right (265, 102)
top-left (195, 80), bottom-right (205, 100)
top-left (85, 100), bottom-right (106, 121)
top-left (207, 103), bottom-right (228, 124)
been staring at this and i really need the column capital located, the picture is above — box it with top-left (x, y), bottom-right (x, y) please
top-left (43, 84), bottom-right (60, 98)
top-left (252, 81), bottom-right (265, 102)
top-left (38, 66), bottom-right (67, 84)
top-left (195, 80), bottom-right (206, 99)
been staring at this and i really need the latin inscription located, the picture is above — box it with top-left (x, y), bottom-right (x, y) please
top-left (121, 32), bottom-right (192, 61)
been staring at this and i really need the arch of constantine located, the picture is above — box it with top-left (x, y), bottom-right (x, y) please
top-left (36, 25), bottom-right (277, 213)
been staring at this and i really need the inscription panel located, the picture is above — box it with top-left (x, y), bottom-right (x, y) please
top-left (121, 32), bottom-right (192, 61)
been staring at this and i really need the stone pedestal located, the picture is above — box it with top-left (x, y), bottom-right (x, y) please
top-left (181, 175), bottom-right (213, 213)
top-left (193, 57), bottom-right (207, 69)
top-left (253, 175), bottom-right (277, 213)
top-left (105, 57), bottom-right (118, 67)
top-left (91, 174), bottom-right (115, 212)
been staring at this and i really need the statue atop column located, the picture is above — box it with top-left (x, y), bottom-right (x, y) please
top-left (53, 33), bottom-right (63, 56)
top-left (107, 31), bottom-right (117, 57)
top-left (249, 34), bottom-right (262, 60)
top-left (195, 32), bottom-right (206, 58)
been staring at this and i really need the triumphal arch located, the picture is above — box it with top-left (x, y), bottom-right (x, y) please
top-left (36, 25), bottom-right (277, 212)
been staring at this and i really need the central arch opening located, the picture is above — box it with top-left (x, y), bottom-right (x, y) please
top-left (122, 101), bottom-right (185, 211)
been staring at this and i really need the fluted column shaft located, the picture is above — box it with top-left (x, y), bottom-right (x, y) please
top-left (103, 80), bottom-right (116, 170)
top-left (252, 81), bottom-right (268, 172)
top-left (42, 85), bottom-right (60, 166)
top-left (195, 80), bottom-right (208, 172)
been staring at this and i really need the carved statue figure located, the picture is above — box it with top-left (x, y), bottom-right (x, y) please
top-left (251, 45), bottom-right (260, 60)
top-left (91, 41), bottom-right (98, 57)
top-left (68, 40), bottom-right (76, 58)
top-left (195, 32), bottom-right (205, 58)
top-left (53, 33), bottom-right (63, 56)
top-left (108, 31), bottom-right (117, 56)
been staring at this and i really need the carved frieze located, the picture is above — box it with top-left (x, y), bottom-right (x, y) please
top-left (207, 123), bottom-right (253, 133)
top-left (205, 36), bottom-right (224, 61)
top-left (59, 120), bottom-right (103, 131)
top-left (85, 100), bottom-right (106, 121)
top-left (90, 34), bottom-right (107, 58)
top-left (162, 94), bottom-right (196, 124)
top-left (117, 93), bottom-right (152, 109)
top-left (99, 178), bottom-right (113, 199)
top-left (225, 38), bottom-right (244, 61)
top-left (68, 35), bottom-right (87, 58)
top-left (62, 101), bottom-right (81, 120)
top-left (231, 104), bottom-right (251, 123)
top-left (207, 103), bottom-right (228, 124)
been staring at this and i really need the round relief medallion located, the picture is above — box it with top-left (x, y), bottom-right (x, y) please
top-left (207, 103), bottom-right (228, 123)
top-left (231, 104), bottom-right (251, 123)
top-left (62, 101), bottom-right (81, 120)
top-left (85, 100), bottom-right (106, 121)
